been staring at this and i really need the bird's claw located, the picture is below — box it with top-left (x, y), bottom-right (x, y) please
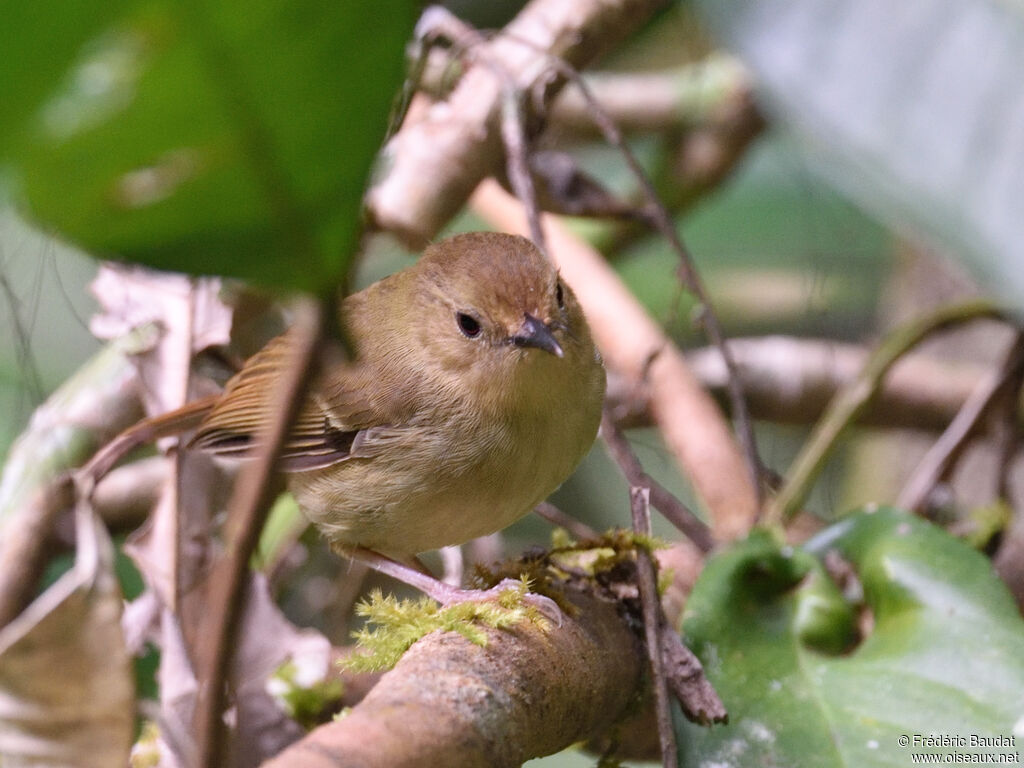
top-left (431, 578), bottom-right (563, 627)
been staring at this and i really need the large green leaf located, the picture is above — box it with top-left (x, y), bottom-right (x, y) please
top-left (0, 4), bottom-right (120, 149)
top-left (692, 0), bottom-right (1024, 309)
top-left (678, 508), bottom-right (1024, 767)
top-left (1, 1), bottom-right (415, 292)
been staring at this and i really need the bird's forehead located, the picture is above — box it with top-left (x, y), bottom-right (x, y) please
top-left (484, 261), bottom-right (549, 302)
top-left (421, 232), bottom-right (556, 315)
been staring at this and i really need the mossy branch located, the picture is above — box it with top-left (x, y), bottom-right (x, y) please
top-left (261, 586), bottom-right (643, 768)
top-left (344, 582), bottom-right (550, 673)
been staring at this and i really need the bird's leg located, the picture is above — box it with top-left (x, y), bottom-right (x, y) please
top-left (343, 546), bottom-right (561, 624)
top-left (439, 545), bottom-right (464, 586)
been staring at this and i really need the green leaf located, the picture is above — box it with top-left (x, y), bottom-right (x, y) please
top-left (252, 491), bottom-right (305, 571)
top-left (1, 0), bottom-right (416, 292)
top-left (691, 0), bottom-right (1024, 309)
top-left (678, 508), bottom-right (1024, 767)
top-left (0, 3), bottom-right (131, 148)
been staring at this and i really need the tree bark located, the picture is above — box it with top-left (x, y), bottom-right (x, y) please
top-left (366, 0), bottom-right (669, 247)
top-left (261, 587), bottom-right (643, 767)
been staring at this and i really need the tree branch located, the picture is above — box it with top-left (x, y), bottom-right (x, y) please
top-left (607, 335), bottom-right (1022, 434)
top-left (602, 412), bottom-right (713, 552)
top-left (549, 55), bottom-right (754, 136)
top-left (0, 331), bottom-right (151, 628)
top-left (367, 0), bottom-right (669, 247)
top-left (630, 487), bottom-right (678, 768)
top-left (261, 586), bottom-right (643, 768)
top-left (194, 299), bottom-right (325, 767)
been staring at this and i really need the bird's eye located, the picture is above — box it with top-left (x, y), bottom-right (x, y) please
top-left (456, 312), bottom-right (482, 338)
top-left (555, 281), bottom-right (565, 309)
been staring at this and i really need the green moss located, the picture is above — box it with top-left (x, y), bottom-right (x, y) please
top-left (344, 530), bottom-right (670, 673)
top-left (657, 567), bottom-right (675, 596)
top-left (962, 499), bottom-right (1012, 551)
top-left (545, 529), bottom-right (668, 578)
top-left (129, 721), bottom-right (161, 768)
top-left (343, 580), bottom-right (551, 673)
top-left (550, 526), bottom-right (574, 549)
top-left (269, 659), bottom-right (345, 730)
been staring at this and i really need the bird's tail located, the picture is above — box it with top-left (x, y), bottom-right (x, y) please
top-left (81, 395), bottom-right (220, 485)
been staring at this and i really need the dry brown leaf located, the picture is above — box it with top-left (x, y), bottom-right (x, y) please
top-left (0, 504), bottom-right (133, 766)
top-left (89, 264), bottom-right (232, 416)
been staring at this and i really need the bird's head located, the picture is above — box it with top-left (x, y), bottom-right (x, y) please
top-left (411, 232), bottom-right (595, 389)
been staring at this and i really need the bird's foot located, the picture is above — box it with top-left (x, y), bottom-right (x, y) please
top-left (425, 578), bottom-right (563, 626)
top-left (341, 546), bottom-right (563, 625)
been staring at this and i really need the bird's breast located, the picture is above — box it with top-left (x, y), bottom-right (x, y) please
top-left (288, 352), bottom-right (603, 558)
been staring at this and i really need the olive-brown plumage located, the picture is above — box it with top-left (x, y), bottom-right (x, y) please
top-left (191, 232), bottom-right (605, 562)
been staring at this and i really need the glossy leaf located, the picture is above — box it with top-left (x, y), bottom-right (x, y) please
top-left (678, 508), bottom-right (1024, 766)
top-left (2, 1), bottom-right (415, 292)
top-left (693, 0), bottom-right (1024, 308)
top-left (0, 3), bottom-right (131, 147)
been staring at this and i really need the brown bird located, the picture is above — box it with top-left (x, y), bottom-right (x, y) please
top-left (87, 232), bottom-right (605, 603)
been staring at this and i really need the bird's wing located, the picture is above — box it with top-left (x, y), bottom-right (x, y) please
top-left (189, 333), bottom-right (385, 471)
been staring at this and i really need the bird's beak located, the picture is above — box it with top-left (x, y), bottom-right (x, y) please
top-left (511, 313), bottom-right (564, 358)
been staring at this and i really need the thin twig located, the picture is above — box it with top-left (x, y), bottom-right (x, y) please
top-left (630, 486), bottom-right (679, 768)
top-left (994, 403), bottom-right (1022, 505)
top-left (367, 0), bottom-right (667, 246)
top-left (473, 181), bottom-right (757, 540)
top-left (657, 623), bottom-right (727, 725)
top-left (499, 86), bottom-right (547, 251)
top-left (763, 300), bottom-right (1007, 527)
top-left (193, 298), bottom-right (325, 768)
top-left (500, 44), bottom-right (763, 507)
top-left (0, 271), bottom-right (45, 404)
top-left (898, 331), bottom-right (1024, 512)
top-left (533, 501), bottom-right (600, 541)
top-left (423, 7), bottom-right (549, 253)
top-left (601, 410), bottom-right (714, 553)
top-left (571, 69), bottom-right (762, 506)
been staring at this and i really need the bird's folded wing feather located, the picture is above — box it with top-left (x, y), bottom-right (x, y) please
top-left (189, 333), bottom-right (385, 471)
